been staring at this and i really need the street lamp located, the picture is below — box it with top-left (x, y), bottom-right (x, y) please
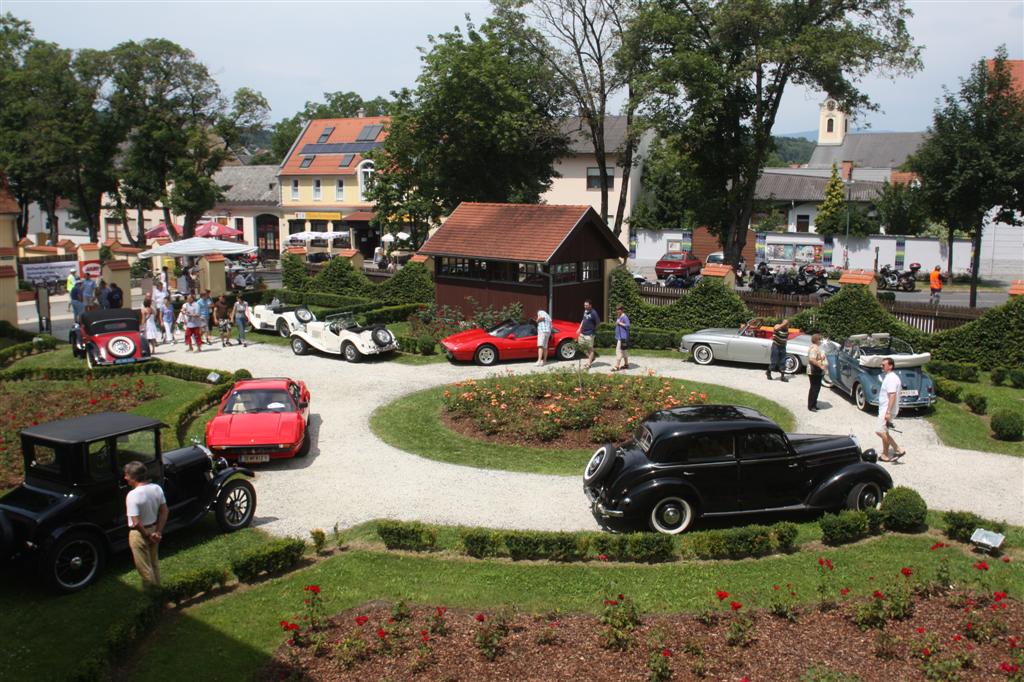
top-left (844, 179), bottom-right (855, 269)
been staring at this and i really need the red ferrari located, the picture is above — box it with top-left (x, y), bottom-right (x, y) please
top-left (441, 319), bottom-right (580, 366)
top-left (205, 378), bottom-right (311, 463)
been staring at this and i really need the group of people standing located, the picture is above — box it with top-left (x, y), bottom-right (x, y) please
top-left (66, 272), bottom-right (124, 321)
top-left (534, 300), bottom-right (631, 372)
top-left (139, 281), bottom-right (251, 354)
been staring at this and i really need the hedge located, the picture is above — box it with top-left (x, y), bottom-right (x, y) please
top-left (590, 533), bottom-right (676, 563)
top-left (359, 303), bottom-right (426, 325)
top-left (160, 566), bottom-right (230, 605)
top-left (943, 510), bottom-right (1006, 544)
top-left (230, 538), bottom-right (306, 583)
top-left (0, 335), bottom-right (58, 368)
top-left (820, 511), bottom-right (870, 546)
top-left (376, 261), bottom-right (435, 306)
top-left (0, 319), bottom-right (37, 343)
top-left (608, 268), bottom-right (750, 333)
top-left (258, 287), bottom-right (376, 311)
top-left (991, 409), bottom-right (1024, 441)
top-left (929, 296), bottom-right (1024, 370)
top-left (307, 256), bottom-right (376, 298)
top-left (69, 594), bottom-right (163, 682)
top-left (880, 486), bottom-right (927, 532)
top-left (377, 520), bottom-right (437, 551)
top-left (503, 530), bottom-right (590, 562)
top-left (963, 391), bottom-right (987, 415)
top-left (927, 360), bottom-right (980, 383)
top-left (594, 323), bottom-right (678, 350)
top-left (933, 377), bottom-right (962, 403)
top-left (684, 522), bottom-right (799, 559)
top-left (790, 284), bottom-right (926, 349)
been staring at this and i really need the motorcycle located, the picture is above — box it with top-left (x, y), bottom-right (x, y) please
top-left (665, 273), bottom-right (702, 289)
top-left (897, 262), bottom-right (921, 292)
top-left (750, 262), bottom-right (775, 292)
top-left (876, 264), bottom-right (898, 290)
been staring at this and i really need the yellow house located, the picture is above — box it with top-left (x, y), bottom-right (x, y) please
top-left (278, 115), bottom-right (389, 259)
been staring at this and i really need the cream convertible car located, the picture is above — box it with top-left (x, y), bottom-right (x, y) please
top-left (680, 318), bottom-right (836, 377)
top-left (288, 312), bottom-right (399, 362)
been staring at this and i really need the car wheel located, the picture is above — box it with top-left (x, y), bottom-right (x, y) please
top-left (784, 353), bottom-right (801, 375)
top-left (582, 445), bottom-right (616, 485)
top-left (342, 342), bottom-right (362, 363)
top-left (276, 319), bottom-right (290, 338)
top-left (649, 496), bottom-right (696, 535)
top-left (215, 479), bottom-right (256, 532)
top-left (69, 331), bottom-right (83, 358)
top-left (290, 336), bottom-right (309, 356)
top-left (691, 344), bottom-right (714, 366)
top-left (85, 346), bottom-right (99, 370)
top-left (901, 280), bottom-right (915, 292)
top-left (853, 383), bottom-right (870, 412)
top-left (556, 339), bottom-right (577, 361)
top-left (474, 344), bottom-right (498, 366)
top-left (296, 431), bottom-right (311, 458)
top-left (45, 530), bottom-right (106, 593)
top-left (846, 482), bottom-right (883, 511)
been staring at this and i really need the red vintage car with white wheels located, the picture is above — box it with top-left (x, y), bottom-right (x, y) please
top-left (441, 319), bottom-right (579, 366)
top-left (70, 309), bottom-right (152, 369)
top-left (205, 378), bottom-right (311, 463)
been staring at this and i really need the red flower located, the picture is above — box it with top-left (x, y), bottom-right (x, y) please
top-left (355, 615), bottom-right (369, 626)
top-left (661, 649), bottom-right (672, 657)
top-left (839, 587), bottom-right (851, 597)
top-left (873, 590), bottom-right (885, 600)
top-left (422, 634), bottom-right (430, 643)
top-left (604, 599), bottom-right (619, 606)
top-left (1000, 662), bottom-right (1020, 674)
top-left (89, 398), bottom-right (98, 405)
top-left (931, 542), bottom-right (946, 550)
top-left (716, 590), bottom-right (730, 601)
top-left (436, 607), bottom-right (447, 617)
top-left (1009, 636), bottom-right (1018, 649)
top-left (618, 593), bottom-right (624, 600)
top-left (730, 601), bottom-right (743, 611)
top-left (377, 628), bottom-right (387, 639)
top-left (916, 627), bottom-right (926, 634)
top-left (974, 561), bottom-right (990, 571)
top-left (304, 585), bottom-right (320, 594)
top-left (420, 629), bottom-right (428, 636)
top-left (598, 554), bottom-right (608, 561)
top-left (279, 620), bottom-right (289, 628)
top-left (772, 585), bottom-right (780, 591)
top-left (1002, 555), bottom-right (1011, 563)
top-left (900, 567), bottom-right (913, 578)
top-left (922, 647), bottom-right (931, 658)
top-left (475, 613), bottom-right (486, 622)
top-left (817, 557), bottom-right (833, 570)
top-left (994, 591), bottom-right (1007, 602)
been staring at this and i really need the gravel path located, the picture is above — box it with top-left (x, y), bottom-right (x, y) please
top-left (151, 341), bottom-right (1024, 537)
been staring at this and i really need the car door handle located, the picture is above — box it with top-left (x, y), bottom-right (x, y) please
top-left (682, 471), bottom-right (695, 476)
top-left (787, 462), bottom-right (799, 469)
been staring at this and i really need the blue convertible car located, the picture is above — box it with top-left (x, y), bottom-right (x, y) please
top-left (827, 334), bottom-right (937, 412)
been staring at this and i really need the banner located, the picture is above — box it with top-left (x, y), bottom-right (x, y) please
top-left (80, 260), bottom-right (102, 278)
top-left (756, 233), bottom-right (766, 262)
top-left (822, 237), bottom-right (834, 266)
top-left (628, 226), bottom-right (636, 259)
top-left (894, 238), bottom-right (906, 269)
top-left (20, 260), bottom-right (78, 283)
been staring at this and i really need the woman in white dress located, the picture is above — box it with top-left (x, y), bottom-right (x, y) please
top-left (141, 297), bottom-right (159, 354)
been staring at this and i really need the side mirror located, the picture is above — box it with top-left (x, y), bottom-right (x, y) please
top-left (299, 400), bottom-right (309, 409)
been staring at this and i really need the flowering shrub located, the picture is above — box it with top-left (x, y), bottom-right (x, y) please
top-left (768, 583), bottom-right (800, 622)
top-left (473, 612), bottom-right (506, 661)
top-left (647, 647), bottom-right (672, 681)
top-left (600, 593), bottom-right (642, 650)
top-left (0, 377), bottom-right (157, 486)
top-left (442, 370), bottom-right (708, 444)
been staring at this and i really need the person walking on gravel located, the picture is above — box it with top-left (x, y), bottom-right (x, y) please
top-left (576, 300), bottom-right (601, 369)
top-left (536, 309), bottom-right (552, 366)
top-left (183, 294), bottom-right (203, 352)
top-left (232, 296), bottom-right (250, 347)
top-left (611, 305), bottom-right (630, 372)
top-left (877, 357), bottom-right (907, 463)
top-left (806, 333), bottom-right (827, 411)
top-left (767, 319), bottom-right (790, 382)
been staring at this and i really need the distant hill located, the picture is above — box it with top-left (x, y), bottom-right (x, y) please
top-left (767, 136), bottom-right (816, 166)
top-left (777, 130), bottom-right (818, 141)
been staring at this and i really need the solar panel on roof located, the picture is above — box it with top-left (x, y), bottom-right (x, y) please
top-left (355, 124), bottom-right (384, 142)
top-left (339, 154), bottom-right (355, 167)
top-left (300, 142), bottom-right (380, 155)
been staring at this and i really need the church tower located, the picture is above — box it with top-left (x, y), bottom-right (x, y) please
top-left (817, 97), bottom-right (849, 145)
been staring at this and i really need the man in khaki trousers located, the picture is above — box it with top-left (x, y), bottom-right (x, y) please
top-left (124, 461), bottom-right (169, 588)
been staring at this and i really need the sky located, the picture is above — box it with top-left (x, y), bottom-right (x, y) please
top-left (3, 0), bottom-right (1022, 137)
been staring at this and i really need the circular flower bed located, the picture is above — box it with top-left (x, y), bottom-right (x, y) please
top-left (442, 370), bottom-right (708, 448)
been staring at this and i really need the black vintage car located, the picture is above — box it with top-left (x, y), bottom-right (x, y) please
top-left (583, 405), bottom-right (891, 534)
top-left (0, 413), bottom-right (257, 592)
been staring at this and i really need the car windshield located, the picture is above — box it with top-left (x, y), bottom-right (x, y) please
top-left (857, 335), bottom-right (915, 356)
top-left (487, 321), bottom-right (518, 338)
top-left (225, 389), bottom-right (295, 414)
top-left (706, 253), bottom-right (724, 264)
top-left (634, 426), bottom-right (653, 454)
top-left (660, 253), bottom-right (683, 261)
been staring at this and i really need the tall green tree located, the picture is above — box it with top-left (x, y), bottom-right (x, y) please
top-left (618, 0), bottom-right (921, 265)
top-left (366, 18), bottom-right (570, 247)
top-left (813, 165), bottom-right (879, 239)
top-left (873, 180), bottom-right (928, 236)
top-left (908, 46), bottom-right (1024, 307)
top-left (268, 92), bottom-right (390, 163)
top-left (0, 13), bottom-right (36, 238)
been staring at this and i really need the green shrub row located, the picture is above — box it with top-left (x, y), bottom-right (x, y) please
top-left (160, 566), bottom-right (230, 605)
top-left (395, 335), bottom-right (437, 355)
top-left (375, 261), bottom-right (435, 306)
top-left (0, 335), bottom-right (58, 368)
top-left (377, 520), bottom-right (437, 551)
top-left (257, 287), bottom-right (376, 311)
top-left (933, 377), bottom-right (962, 403)
top-left (991, 409), bottom-right (1024, 441)
top-left (1011, 369), bottom-right (1024, 389)
top-left (791, 285), bottom-right (927, 350)
top-left (171, 381), bottom-right (234, 447)
top-left (929, 296), bottom-right (1024, 370)
top-left (594, 323), bottom-right (678, 350)
top-left (230, 538), bottom-right (307, 583)
top-left (0, 319), bottom-right (37, 342)
top-left (608, 268), bottom-right (751, 333)
top-left (926, 360), bottom-right (980, 383)
top-left (819, 509), bottom-right (884, 546)
top-left (943, 510), bottom-right (1007, 544)
top-left (69, 596), bottom-right (163, 682)
top-left (684, 521), bottom-right (799, 559)
top-left (359, 303), bottom-right (426, 325)
top-left (963, 391), bottom-right (987, 415)
top-left (503, 530), bottom-right (593, 562)
top-left (460, 528), bottom-right (676, 563)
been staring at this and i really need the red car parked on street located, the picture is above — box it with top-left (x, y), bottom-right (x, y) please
top-left (441, 319), bottom-right (580, 366)
top-left (654, 251), bottom-right (702, 280)
top-left (205, 378), bottom-right (311, 463)
top-left (70, 309), bottom-right (152, 369)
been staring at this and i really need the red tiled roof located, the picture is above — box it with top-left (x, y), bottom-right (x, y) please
top-left (105, 260), bottom-right (131, 271)
top-left (78, 243), bottom-right (100, 251)
top-left (1009, 280), bottom-right (1024, 296)
top-left (0, 266), bottom-right (16, 278)
top-left (701, 264), bottom-right (734, 278)
top-left (102, 238), bottom-right (120, 247)
top-left (17, 237), bottom-right (33, 246)
top-left (335, 248), bottom-right (359, 258)
top-left (286, 246), bottom-right (307, 254)
top-left (280, 116), bottom-right (390, 177)
top-left (840, 270), bottom-right (876, 286)
top-left (419, 202), bottom-right (628, 263)
top-left (26, 245), bottom-right (59, 253)
top-left (990, 59), bottom-right (1024, 95)
top-left (111, 245), bottom-right (143, 254)
top-left (203, 254), bottom-right (225, 262)
top-left (0, 247), bottom-right (16, 257)
top-left (409, 254), bottom-right (430, 263)
top-left (58, 239), bottom-right (77, 248)
top-left (343, 211), bottom-right (376, 222)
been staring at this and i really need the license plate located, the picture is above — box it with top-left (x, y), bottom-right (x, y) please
top-left (900, 389), bottom-right (918, 397)
top-left (239, 454), bottom-right (270, 463)
top-left (114, 358), bottom-right (136, 364)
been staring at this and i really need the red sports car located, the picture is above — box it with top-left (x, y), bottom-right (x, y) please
top-left (70, 309), bottom-right (151, 369)
top-left (441, 319), bottom-right (580, 366)
top-left (205, 378), bottom-right (311, 463)
top-left (654, 251), bottom-right (702, 280)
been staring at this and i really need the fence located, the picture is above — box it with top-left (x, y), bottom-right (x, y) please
top-left (635, 284), bottom-right (984, 334)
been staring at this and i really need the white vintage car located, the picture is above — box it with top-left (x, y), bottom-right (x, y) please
top-left (247, 302), bottom-right (317, 337)
top-left (288, 312), bottom-right (399, 362)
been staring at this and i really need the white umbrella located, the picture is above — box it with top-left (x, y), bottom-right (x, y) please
top-left (396, 231), bottom-right (411, 241)
top-left (287, 231), bottom-right (319, 242)
top-left (139, 237), bottom-right (256, 258)
top-left (381, 233), bottom-right (396, 243)
top-left (322, 230), bottom-right (348, 239)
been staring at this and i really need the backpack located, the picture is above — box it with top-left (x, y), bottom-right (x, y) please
top-left (108, 287), bottom-right (123, 308)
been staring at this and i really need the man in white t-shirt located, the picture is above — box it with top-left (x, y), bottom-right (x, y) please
top-left (536, 309), bottom-right (552, 366)
top-left (876, 357), bottom-right (906, 463)
top-left (124, 461), bottom-right (168, 587)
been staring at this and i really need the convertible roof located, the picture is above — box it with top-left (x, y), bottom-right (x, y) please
top-left (20, 412), bottom-right (165, 445)
top-left (645, 405), bottom-right (776, 439)
top-left (80, 308), bottom-right (139, 334)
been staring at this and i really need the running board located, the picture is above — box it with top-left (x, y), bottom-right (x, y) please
top-left (703, 504), bottom-right (809, 517)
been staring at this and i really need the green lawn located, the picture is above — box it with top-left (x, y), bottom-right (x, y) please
top-left (927, 373), bottom-right (1024, 457)
top-left (129, 530), bottom-right (1022, 682)
top-left (0, 519), bottom-right (270, 682)
top-left (371, 381), bottom-right (795, 475)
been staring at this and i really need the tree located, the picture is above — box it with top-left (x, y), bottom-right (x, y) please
top-left (618, 0), bottom-right (920, 265)
top-left (813, 165), bottom-right (879, 238)
top-left (268, 92), bottom-right (391, 163)
top-left (873, 180), bottom-right (927, 236)
top-left (0, 13), bottom-right (35, 238)
top-left (366, 18), bottom-right (570, 247)
top-left (629, 136), bottom-right (699, 231)
top-left (908, 46), bottom-right (1024, 307)
top-left (492, 0), bottom-right (642, 236)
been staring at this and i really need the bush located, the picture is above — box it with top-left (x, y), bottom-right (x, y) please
top-left (933, 377), bottom-right (962, 403)
top-left (307, 257), bottom-right (374, 298)
top-left (230, 538), bottom-right (306, 583)
top-left (501, 530), bottom-right (589, 562)
top-left (963, 391), bottom-right (987, 415)
top-left (0, 320), bottom-right (37, 342)
top-left (929, 361), bottom-right (979, 382)
top-left (990, 409), bottom-right (1024, 441)
top-left (161, 566), bottom-right (230, 604)
top-left (990, 366), bottom-right (1009, 385)
top-left (930, 296), bottom-right (1024, 369)
top-left (880, 486), bottom-right (927, 532)
top-left (790, 284), bottom-right (926, 349)
top-left (1010, 368), bottom-right (1024, 389)
top-left (281, 252), bottom-right (309, 291)
top-left (623, 534), bottom-right (675, 563)
top-left (773, 521), bottom-right (800, 553)
top-left (819, 511), bottom-right (870, 546)
top-left (943, 510), bottom-right (1006, 543)
top-left (864, 508), bottom-right (884, 536)
top-left (461, 529), bottom-right (502, 558)
top-left (0, 335), bottom-right (59, 368)
top-left (376, 261), bottom-right (434, 306)
top-left (233, 368), bottom-right (253, 380)
top-left (685, 522), bottom-right (797, 559)
top-left (608, 268), bottom-right (750, 333)
top-left (360, 303), bottom-right (425, 325)
top-left (376, 520), bottom-right (437, 551)
top-left (876, 291), bottom-right (896, 302)
top-left (721, 525), bottom-right (774, 558)
top-left (417, 335), bottom-right (436, 355)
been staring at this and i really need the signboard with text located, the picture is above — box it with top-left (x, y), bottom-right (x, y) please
top-left (20, 260), bottom-right (78, 283)
top-left (80, 260), bottom-right (102, 278)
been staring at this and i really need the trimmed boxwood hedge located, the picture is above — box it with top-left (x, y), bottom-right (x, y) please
top-left (230, 538), bottom-right (306, 583)
top-left (943, 510), bottom-right (1007, 544)
top-left (929, 296), bottom-right (1024, 370)
top-left (359, 303), bottom-right (426, 325)
top-left (376, 261), bottom-right (435, 306)
top-left (790, 284), bottom-right (926, 349)
top-left (160, 566), bottom-right (230, 605)
top-left (879, 486), bottom-right (928, 532)
top-left (0, 320), bottom-right (38, 343)
top-left (594, 323), bottom-right (678, 350)
top-left (991, 409), bottom-right (1024, 441)
top-left (377, 520), bottom-right (437, 551)
top-left (0, 335), bottom-right (58, 368)
top-left (608, 268), bottom-right (751, 334)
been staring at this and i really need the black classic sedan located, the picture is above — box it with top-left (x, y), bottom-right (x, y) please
top-left (583, 405), bottom-right (891, 534)
top-left (0, 413), bottom-right (257, 592)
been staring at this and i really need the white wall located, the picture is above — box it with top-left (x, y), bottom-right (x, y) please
top-left (979, 222), bottom-right (1024, 280)
top-left (25, 203), bottom-right (87, 243)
